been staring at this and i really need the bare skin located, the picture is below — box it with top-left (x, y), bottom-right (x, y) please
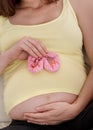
top-left (0, 0), bottom-right (93, 125)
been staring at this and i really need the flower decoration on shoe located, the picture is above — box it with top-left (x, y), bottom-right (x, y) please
top-left (28, 56), bottom-right (43, 73)
top-left (43, 52), bottom-right (60, 72)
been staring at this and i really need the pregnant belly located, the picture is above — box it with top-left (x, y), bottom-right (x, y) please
top-left (9, 92), bottom-right (77, 120)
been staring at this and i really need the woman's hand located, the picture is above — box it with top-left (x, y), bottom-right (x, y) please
top-left (4, 36), bottom-right (47, 63)
top-left (24, 102), bottom-right (79, 125)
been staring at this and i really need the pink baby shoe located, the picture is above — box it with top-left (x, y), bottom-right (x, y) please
top-left (43, 52), bottom-right (60, 72)
top-left (28, 56), bottom-right (43, 73)
top-left (28, 52), bottom-right (60, 73)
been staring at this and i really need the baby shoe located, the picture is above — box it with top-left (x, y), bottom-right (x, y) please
top-left (28, 56), bottom-right (43, 73)
top-left (43, 52), bottom-right (60, 72)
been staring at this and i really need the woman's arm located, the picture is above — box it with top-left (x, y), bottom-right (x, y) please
top-left (72, 0), bottom-right (93, 113)
top-left (0, 37), bottom-right (47, 75)
top-left (0, 52), bottom-right (12, 75)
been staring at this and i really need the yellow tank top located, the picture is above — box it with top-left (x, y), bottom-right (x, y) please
top-left (0, 0), bottom-right (87, 114)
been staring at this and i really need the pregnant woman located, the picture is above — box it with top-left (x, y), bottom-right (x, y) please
top-left (0, 0), bottom-right (93, 130)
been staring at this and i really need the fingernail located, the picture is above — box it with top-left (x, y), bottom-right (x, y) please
top-left (27, 120), bottom-right (30, 123)
top-left (46, 50), bottom-right (48, 53)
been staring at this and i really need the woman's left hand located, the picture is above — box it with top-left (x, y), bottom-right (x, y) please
top-left (24, 102), bottom-right (79, 125)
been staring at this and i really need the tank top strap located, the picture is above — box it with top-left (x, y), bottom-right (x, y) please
top-left (63, 0), bottom-right (70, 8)
top-left (63, 0), bottom-right (78, 25)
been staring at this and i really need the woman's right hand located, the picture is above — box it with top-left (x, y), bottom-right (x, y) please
top-left (4, 36), bottom-right (47, 63)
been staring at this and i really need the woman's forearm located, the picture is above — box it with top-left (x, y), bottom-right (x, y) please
top-left (73, 67), bottom-right (93, 114)
top-left (0, 51), bottom-right (12, 75)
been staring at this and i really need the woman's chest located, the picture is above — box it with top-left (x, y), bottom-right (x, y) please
top-left (0, 19), bottom-right (82, 53)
